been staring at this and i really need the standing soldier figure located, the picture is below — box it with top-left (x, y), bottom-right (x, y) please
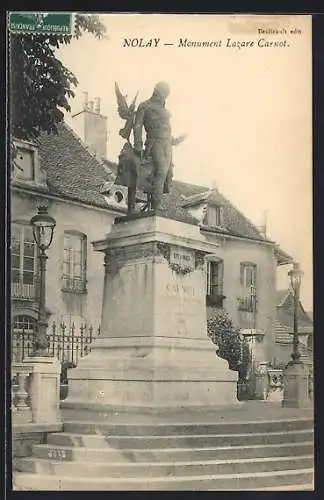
top-left (133, 82), bottom-right (187, 210)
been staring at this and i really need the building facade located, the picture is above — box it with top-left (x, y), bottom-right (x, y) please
top-left (11, 97), bottom-right (293, 371)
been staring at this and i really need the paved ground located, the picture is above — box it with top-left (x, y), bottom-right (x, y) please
top-left (63, 400), bottom-right (314, 424)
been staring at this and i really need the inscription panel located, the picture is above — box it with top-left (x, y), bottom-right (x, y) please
top-left (169, 246), bottom-right (195, 272)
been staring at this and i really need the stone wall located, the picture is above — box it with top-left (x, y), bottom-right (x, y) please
top-left (12, 423), bottom-right (62, 468)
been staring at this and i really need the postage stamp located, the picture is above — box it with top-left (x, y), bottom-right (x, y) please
top-left (8, 12), bottom-right (73, 35)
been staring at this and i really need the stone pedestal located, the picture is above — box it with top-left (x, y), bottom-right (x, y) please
top-left (63, 215), bottom-right (238, 412)
top-left (26, 357), bottom-right (62, 424)
top-left (282, 361), bottom-right (313, 409)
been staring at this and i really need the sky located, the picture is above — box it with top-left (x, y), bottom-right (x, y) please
top-left (58, 14), bottom-right (312, 310)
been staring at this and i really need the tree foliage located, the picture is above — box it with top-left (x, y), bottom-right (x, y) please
top-left (207, 310), bottom-right (251, 379)
top-left (10, 14), bottom-right (106, 143)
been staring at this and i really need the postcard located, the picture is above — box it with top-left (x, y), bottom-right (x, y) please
top-left (9, 12), bottom-right (313, 491)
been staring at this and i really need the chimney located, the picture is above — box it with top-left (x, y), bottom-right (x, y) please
top-left (94, 97), bottom-right (101, 114)
top-left (259, 210), bottom-right (268, 237)
top-left (71, 91), bottom-right (108, 159)
top-left (83, 91), bottom-right (88, 110)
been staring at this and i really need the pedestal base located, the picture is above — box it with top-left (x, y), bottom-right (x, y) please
top-left (282, 362), bottom-right (313, 409)
top-left (63, 336), bottom-right (238, 413)
top-left (65, 216), bottom-right (239, 415)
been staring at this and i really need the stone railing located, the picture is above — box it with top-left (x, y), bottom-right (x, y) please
top-left (12, 363), bottom-right (33, 424)
top-left (12, 357), bottom-right (62, 426)
top-left (254, 359), bottom-right (313, 404)
top-left (266, 368), bottom-right (284, 402)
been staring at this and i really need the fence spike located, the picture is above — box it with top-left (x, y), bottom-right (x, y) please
top-left (12, 322), bottom-right (98, 374)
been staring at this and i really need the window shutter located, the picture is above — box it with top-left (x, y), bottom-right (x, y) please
top-left (82, 236), bottom-right (87, 283)
top-left (207, 261), bottom-right (211, 295)
top-left (219, 260), bottom-right (224, 295)
top-left (240, 263), bottom-right (245, 287)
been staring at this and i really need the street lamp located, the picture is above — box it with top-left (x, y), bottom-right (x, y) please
top-left (30, 206), bottom-right (56, 357)
top-left (282, 261), bottom-right (311, 408)
top-left (288, 262), bottom-right (304, 362)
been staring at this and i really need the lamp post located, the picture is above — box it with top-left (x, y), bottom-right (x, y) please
top-left (288, 262), bottom-right (304, 362)
top-left (282, 261), bottom-right (311, 408)
top-left (30, 206), bottom-right (56, 357)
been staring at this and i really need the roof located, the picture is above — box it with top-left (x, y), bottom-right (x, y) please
top-left (277, 290), bottom-right (290, 307)
top-left (34, 122), bottom-right (120, 211)
top-left (181, 189), bottom-right (212, 207)
top-left (306, 311), bottom-right (313, 322)
top-left (13, 122), bottom-right (292, 253)
top-left (275, 289), bottom-right (313, 342)
top-left (104, 160), bottom-right (272, 241)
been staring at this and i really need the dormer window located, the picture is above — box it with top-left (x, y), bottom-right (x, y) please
top-left (14, 146), bottom-right (35, 181)
top-left (206, 205), bottom-right (223, 227)
top-left (12, 140), bottom-right (45, 185)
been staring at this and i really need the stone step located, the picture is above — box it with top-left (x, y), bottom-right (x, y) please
top-left (62, 418), bottom-right (313, 436)
top-left (32, 441), bottom-right (314, 463)
top-left (13, 468), bottom-right (314, 491)
top-left (15, 455), bottom-right (314, 478)
top-left (47, 429), bottom-right (314, 449)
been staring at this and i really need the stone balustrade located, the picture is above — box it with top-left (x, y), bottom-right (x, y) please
top-left (12, 363), bottom-right (33, 424)
top-left (12, 357), bottom-right (62, 426)
top-left (254, 358), bottom-right (313, 405)
top-left (267, 368), bottom-right (284, 402)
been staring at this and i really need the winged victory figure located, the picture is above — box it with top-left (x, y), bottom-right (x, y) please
top-left (114, 83), bottom-right (151, 214)
top-left (114, 81), bottom-right (187, 214)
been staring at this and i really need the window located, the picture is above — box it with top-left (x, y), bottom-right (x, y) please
top-left (12, 315), bottom-right (36, 361)
top-left (239, 262), bottom-right (257, 312)
top-left (11, 224), bottom-right (37, 300)
top-left (14, 147), bottom-right (35, 181)
top-left (206, 260), bottom-right (224, 306)
top-left (206, 205), bottom-right (222, 227)
top-left (62, 232), bottom-right (87, 293)
top-left (12, 315), bottom-right (36, 333)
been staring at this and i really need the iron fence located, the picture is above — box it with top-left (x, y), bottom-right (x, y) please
top-left (12, 322), bottom-right (100, 366)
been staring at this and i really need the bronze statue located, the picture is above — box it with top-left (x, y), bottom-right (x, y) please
top-left (114, 82), bottom-right (187, 214)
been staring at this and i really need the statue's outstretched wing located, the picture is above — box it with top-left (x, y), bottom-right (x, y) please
top-left (115, 84), bottom-right (139, 141)
top-left (115, 82), bottom-right (131, 120)
top-left (129, 91), bottom-right (139, 114)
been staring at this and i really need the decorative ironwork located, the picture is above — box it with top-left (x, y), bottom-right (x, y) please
top-left (169, 262), bottom-right (192, 275)
top-left (12, 321), bottom-right (100, 366)
top-left (206, 294), bottom-right (226, 308)
top-left (11, 281), bottom-right (37, 300)
top-left (61, 277), bottom-right (87, 293)
top-left (156, 242), bottom-right (170, 262)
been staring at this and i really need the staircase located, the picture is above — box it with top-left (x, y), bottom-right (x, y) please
top-left (14, 417), bottom-right (314, 490)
